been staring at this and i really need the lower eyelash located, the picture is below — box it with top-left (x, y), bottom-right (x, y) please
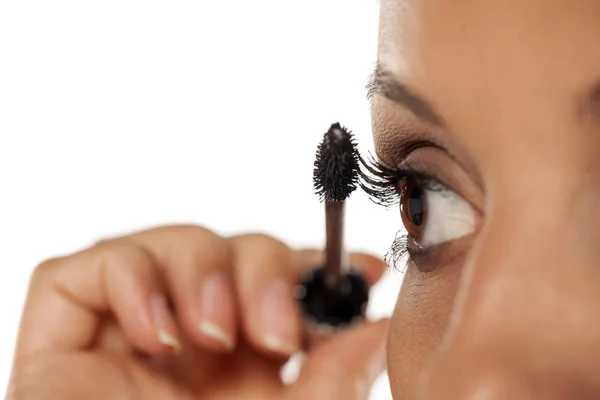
top-left (385, 230), bottom-right (410, 272)
top-left (359, 154), bottom-right (446, 270)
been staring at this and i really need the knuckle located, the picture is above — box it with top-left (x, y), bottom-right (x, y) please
top-left (148, 224), bottom-right (218, 242)
top-left (138, 225), bottom-right (232, 272)
top-left (90, 243), bottom-right (158, 284)
top-left (231, 233), bottom-right (290, 255)
top-left (228, 234), bottom-right (296, 279)
top-left (30, 257), bottom-right (63, 284)
top-left (171, 226), bottom-right (231, 266)
top-left (172, 224), bottom-right (223, 245)
top-left (100, 243), bottom-right (151, 271)
top-left (104, 225), bottom-right (233, 274)
top-left (230, 233), bottom-right (295, 273)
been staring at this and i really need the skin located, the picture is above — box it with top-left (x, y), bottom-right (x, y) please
top-left (8, 0), bottom-right (600, 399)
top-left (376, 0), bottom-right (600, 398)
top-left (7, 226), bottom-right (389, 399)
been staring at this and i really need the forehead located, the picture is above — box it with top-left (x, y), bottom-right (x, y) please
top-left (379, 0), bottom-right (600, 75)
top-left (377, 0), bottom-right (600, 158)
top-left (379, 0), bottom-right (600, 112)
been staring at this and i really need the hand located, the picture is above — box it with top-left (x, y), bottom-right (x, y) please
top-left (8, 225), bottom-right (389, 400)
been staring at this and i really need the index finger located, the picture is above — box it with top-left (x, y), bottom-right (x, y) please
top-left (16, 241), bottom-right (179, 358)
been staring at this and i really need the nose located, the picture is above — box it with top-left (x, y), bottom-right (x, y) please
top-left (417, 179), bottom-right (600, 399)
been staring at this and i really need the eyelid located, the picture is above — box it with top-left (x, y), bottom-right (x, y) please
top-left (376, 135), bottom-right (446, 168)
top-left (373, 115), bottom-right (483, 194)
top-left (362, 145), bottom-right (484, 225)
top-left (397, 164), bottom-right (447, 191)
top-left (402, 148), bottom-right (485, 216)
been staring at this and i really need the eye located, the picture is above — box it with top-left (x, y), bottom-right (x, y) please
top-left (399, 176), bottom-right (476, 247)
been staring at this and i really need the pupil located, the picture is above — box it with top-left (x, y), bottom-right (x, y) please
top-left (408, 186), bottom-right (424, 226)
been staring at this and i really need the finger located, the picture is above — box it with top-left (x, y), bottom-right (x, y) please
top-left (284, 319), bottom-right (389, 400)
top-left (95, 316), bottom-right (132, 355)
top-left (17, 241), bottom-right (180, 358)
top-left (124, 225), bottom-right (238, 352)
top-left (10, 352), bottom-right (192, 400)
top-left (229, 234), bottom-right (302, 357)
top-left (10, 353), bottom-right (133, 400)
top-left (294, 249), bottom-right (388, 287)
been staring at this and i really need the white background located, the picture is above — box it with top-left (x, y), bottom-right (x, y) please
top-left (0, 1), bottom-right (404, 398)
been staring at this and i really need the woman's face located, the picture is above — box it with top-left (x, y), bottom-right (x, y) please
top-left (376, 0), bottom-right (600, 398)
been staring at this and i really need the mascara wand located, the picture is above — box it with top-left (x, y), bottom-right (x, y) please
top-left (314, 122), bottom-right (359, 286)
top-left (295, 123), bottom-right (369, 334)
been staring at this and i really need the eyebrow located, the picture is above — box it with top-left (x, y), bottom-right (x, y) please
top-left (366, 62), bottom-right (444, 127)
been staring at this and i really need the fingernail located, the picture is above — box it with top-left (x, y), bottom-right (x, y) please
top-left (198, 273), bottom-right (235, 350)
top-left (149, 292), bottom-right (181, 353)
top-left (199, 322), bottom-right (234, 350)
top-left (262, 334), bottom-right (297, 354)
top-left (260, 280), bottom-right (300, 355)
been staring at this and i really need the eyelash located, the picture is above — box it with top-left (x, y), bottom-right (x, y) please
top-left (385, 231), bottom-right (411, 272)
top-left (358, 154), bottom-right (444, 270)
top-left (358, 153), bottom-right (443, 207)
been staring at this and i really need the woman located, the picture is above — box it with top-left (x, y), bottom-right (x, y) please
top-left (9, 0), bottom-right (600, 398)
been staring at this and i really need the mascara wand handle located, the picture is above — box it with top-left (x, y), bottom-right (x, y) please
top-left (324, 200), bottom-right (345, 287)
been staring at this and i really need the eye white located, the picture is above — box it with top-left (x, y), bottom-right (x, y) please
top-left (419, 188), bottom-right (476, 246)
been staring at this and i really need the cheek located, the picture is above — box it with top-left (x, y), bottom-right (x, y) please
top-left (387, 263), bottom-right (461, 399)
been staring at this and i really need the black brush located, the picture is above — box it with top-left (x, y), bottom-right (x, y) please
top-left (313, 122), bottom-right (359, 285)
top-left (295, 123), bottom-right (369, 334)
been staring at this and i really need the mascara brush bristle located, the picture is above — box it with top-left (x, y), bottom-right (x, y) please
top-left (313, 123), bottom-right (360, 203)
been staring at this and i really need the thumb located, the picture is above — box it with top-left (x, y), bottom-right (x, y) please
top-left (284, 319), bottom-right (390, 400)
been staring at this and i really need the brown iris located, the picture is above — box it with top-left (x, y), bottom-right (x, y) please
top-left (399, 177), bottom-right (427, 239)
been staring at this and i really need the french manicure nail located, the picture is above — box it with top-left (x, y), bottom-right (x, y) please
top-left (262, 334), bottom-right (298, 354)
top-left (149, 292), bottom-right (181, 353)
top-left (198, 273), bottom-right (235, 350)
top-left (158, 330), bottom-right (181, 352)
top-left (198, 321), bottom-right (234, 350)
top-left (260, 280), bottom-right (300, 354)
